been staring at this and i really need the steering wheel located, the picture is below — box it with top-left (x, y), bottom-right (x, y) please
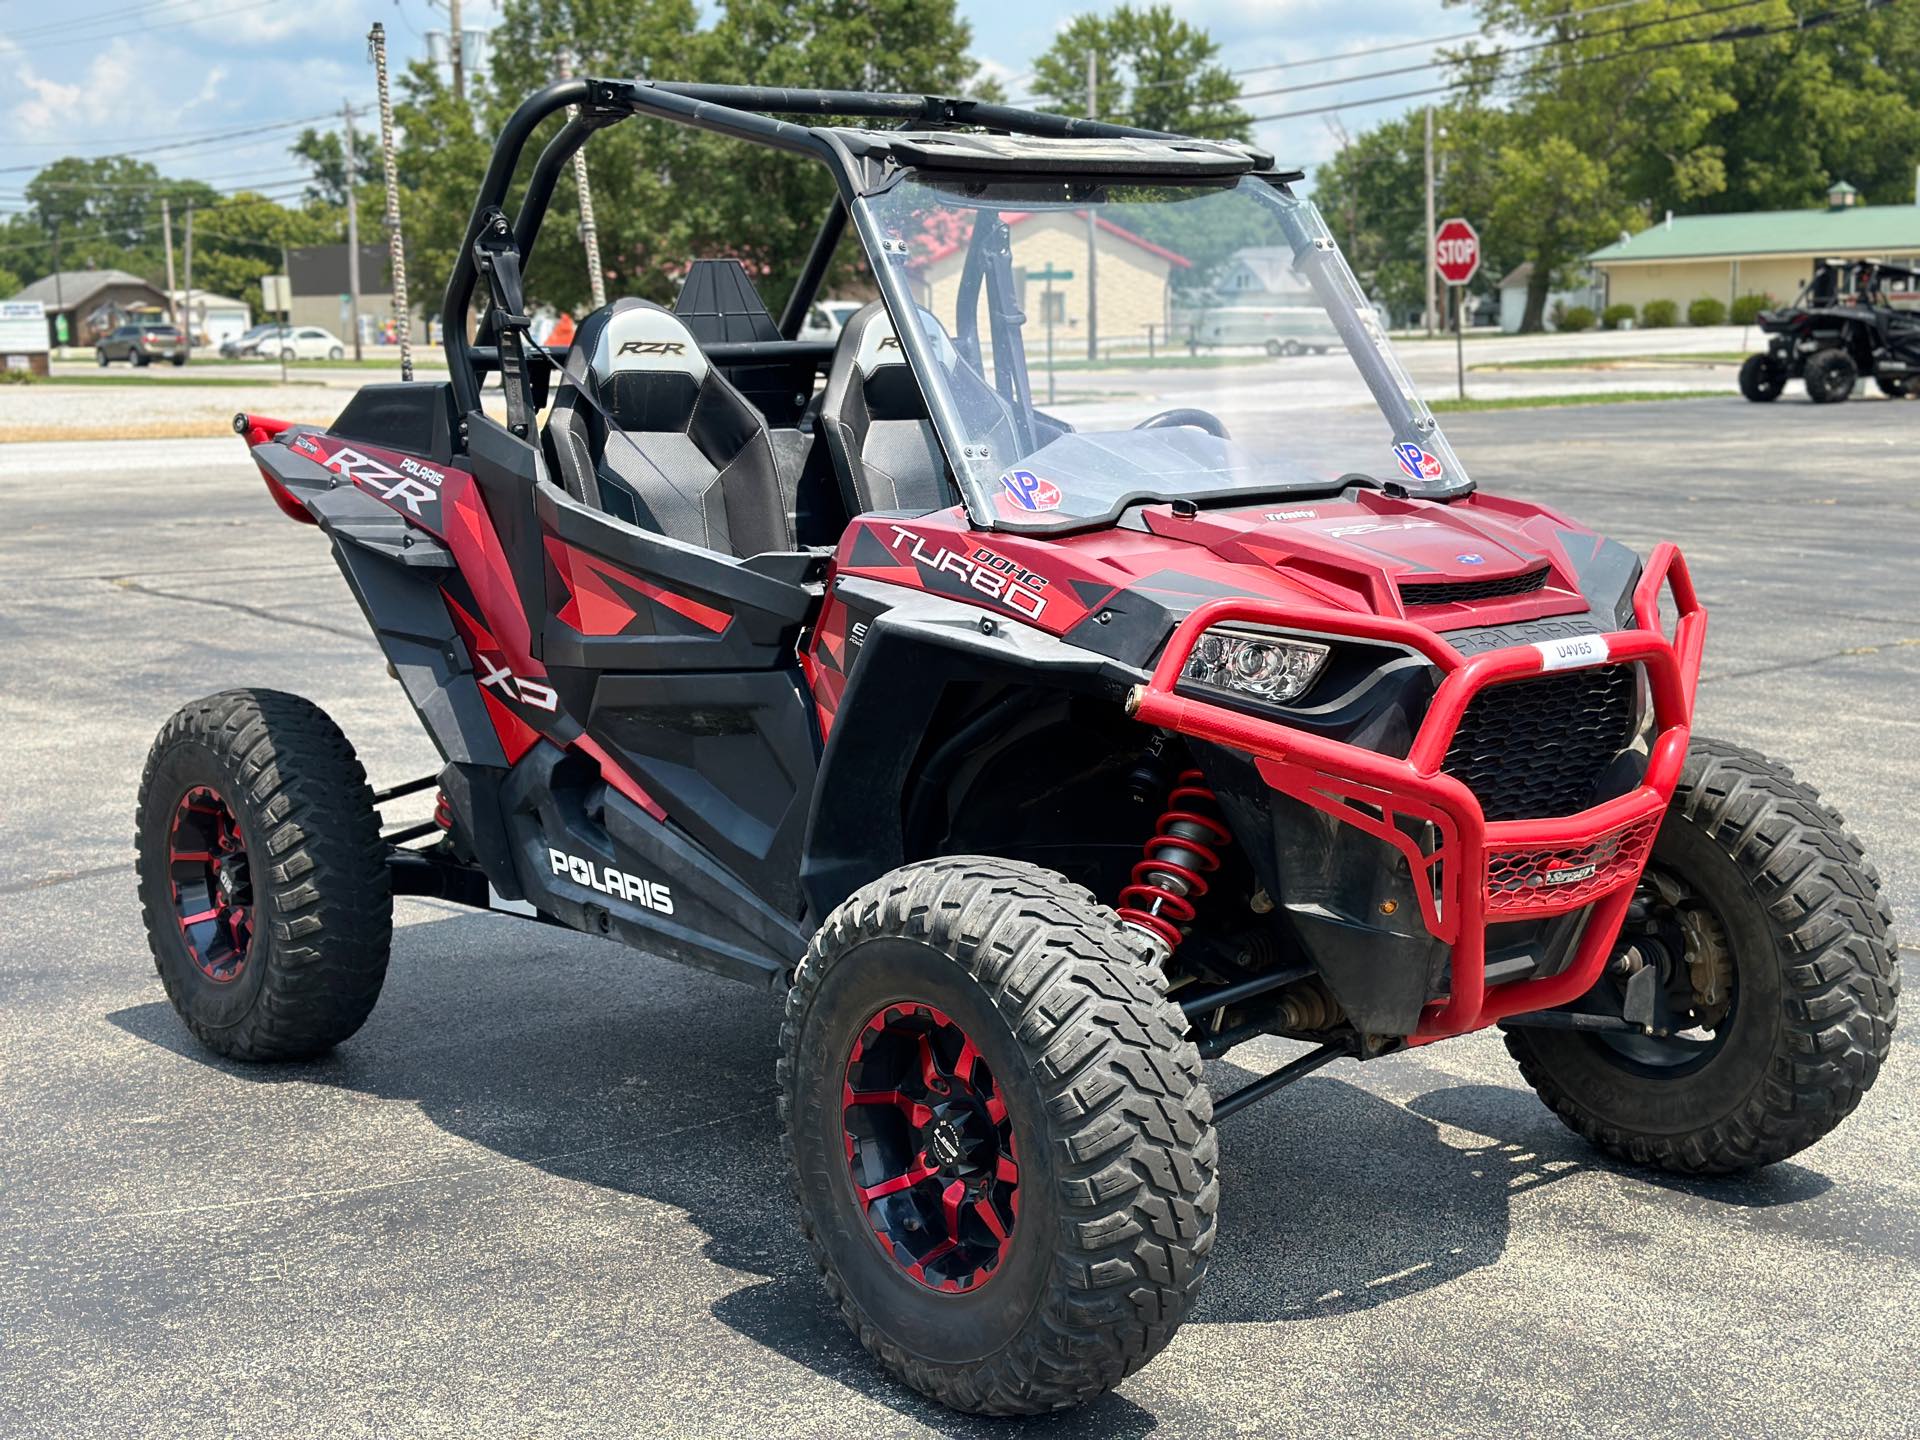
top-left (1135, 407), bottom-right (1231, 439)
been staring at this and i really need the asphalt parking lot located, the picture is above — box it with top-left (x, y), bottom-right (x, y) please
top-left (1, 395), bottom-right (1915, 1439)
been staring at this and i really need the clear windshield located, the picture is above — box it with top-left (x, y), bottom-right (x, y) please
top-left (852, 173), bottom-right (1469, 529)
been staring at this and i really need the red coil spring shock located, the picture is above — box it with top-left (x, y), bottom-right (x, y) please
top-left (1116, 769), bottom-right (1232, 953)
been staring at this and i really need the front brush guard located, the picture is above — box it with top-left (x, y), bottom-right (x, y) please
top-left (1129, 544), bottom-right (1706, 1043)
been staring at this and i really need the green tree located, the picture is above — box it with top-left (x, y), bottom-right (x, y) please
top-left (1031, 4), bottom-right (1250, 138)
top-left (0, 264), bottom-right (21, 298)
top-left (291, 127), bottom-right (383, 208)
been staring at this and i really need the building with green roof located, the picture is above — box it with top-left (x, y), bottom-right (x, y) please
top-left (1586, 181), bottom-right (1920, 317)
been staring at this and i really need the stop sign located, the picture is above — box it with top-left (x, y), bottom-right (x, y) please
top-left (1435, 218), bottom-right (1481, 286)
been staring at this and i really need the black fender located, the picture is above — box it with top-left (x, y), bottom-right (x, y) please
top-left (797, 577), bottom-right (1145, 921)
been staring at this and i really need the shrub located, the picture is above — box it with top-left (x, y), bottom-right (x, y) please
top-left (1641, 298), bottom-right (1679, 328)
top-left (1559, 305), bottom-right (1596, 332)
top-left (1602, 303), bottom-right (1636, 330)
top-left (1688, 296), bottom-right (1728, 326)
top-left (1730, 292), bottom-right (1773, 324)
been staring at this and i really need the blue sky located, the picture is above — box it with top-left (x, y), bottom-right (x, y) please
top-left (0, 0), bottom-right (1472, 204)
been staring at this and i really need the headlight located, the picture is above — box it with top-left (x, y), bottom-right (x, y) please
top-left (1180, 627), bottom-right (1330, 705)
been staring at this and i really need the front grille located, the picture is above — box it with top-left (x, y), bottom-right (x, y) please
top-left (1442, 665), bottom-right (1638, 821)
top-left (1400, 566), bottom-right (1549, 607)
top-left (1485, 809), bottom-right (1660, 912)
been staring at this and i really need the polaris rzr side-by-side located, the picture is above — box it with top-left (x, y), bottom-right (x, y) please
top-left (1741, 256), bottom-right (1920, 402)
top-left (136, 81), bottom-right (1898, 1415)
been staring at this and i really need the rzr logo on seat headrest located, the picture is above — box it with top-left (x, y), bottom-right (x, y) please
top-left (616, 340), bottom-right (686, 356)
top-left (877, 336), bottom-right (901, 350)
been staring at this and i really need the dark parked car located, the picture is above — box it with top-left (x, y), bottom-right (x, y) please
top-left (96, 322), bottom-right (187, 367)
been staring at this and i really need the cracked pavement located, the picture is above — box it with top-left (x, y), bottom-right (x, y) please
top-left (0, 400), bottom-right (1914, 1439)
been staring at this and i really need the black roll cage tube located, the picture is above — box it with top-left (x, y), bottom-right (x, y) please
top-left (441, 78), bottom-right (1200, 422)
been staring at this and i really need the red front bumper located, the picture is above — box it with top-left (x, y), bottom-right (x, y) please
top-left (1130, 543), bottom-right (1706, 1043)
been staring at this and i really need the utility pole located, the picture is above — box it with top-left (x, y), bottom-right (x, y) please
top-left (1424, 106), bottom-right (1437, 338)
top-left (182, 203), bottom-right (194, 362)
top-left (560, 52), bottom-right (606, 310)
top-left (160, 196), bottom-right (179, 327)
top-left (279, 242), bottom-right (292, 385)
top-left (343, 99), bottom-right (363, 360)
top-left (449, 0), bottom-right (464, 102)
top-left (50, 220), bottom-right (65, 352)
top-left (1085, 50), bottom-right (1099, 362)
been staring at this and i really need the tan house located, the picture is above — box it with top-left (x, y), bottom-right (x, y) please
top-left (909, 210), bottom-right (1191, 354)
top-left (1588, 182), bottom-right (1920, 314)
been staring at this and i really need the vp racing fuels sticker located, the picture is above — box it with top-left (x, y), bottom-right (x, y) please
top-left (999, 468), bottom-right (1062, 512)
top-left (1392, 442), bottom-right (1444, 483)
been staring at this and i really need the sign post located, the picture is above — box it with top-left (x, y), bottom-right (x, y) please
top-left (1434, 217), bottom-right (1480, 401)
top-left (1030, 262), bottom-right (1074, 405)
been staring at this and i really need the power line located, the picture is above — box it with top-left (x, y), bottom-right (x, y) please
top-left (0, 113), bottom-right (353, 174)
top-left (0, 184), bottom-right (319, 257)
top-left (2, 109), bottom-right (347, 149)
top-left (0, 0), bottom-right (290, 56)
top-left (1, 0), bottom-right (244, 44)
top-left (1227, 0), bottom-right (1786, 104)
top-left (1173, 0), bottom-right (1890, 131)
top-left (1016, 0), bottom-right (1670, 109)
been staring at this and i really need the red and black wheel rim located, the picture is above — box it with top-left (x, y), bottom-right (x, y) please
top-left (843, 1003), bottom-right (1019, 1293)
top-left (167, 785), bottom-right (255, 983)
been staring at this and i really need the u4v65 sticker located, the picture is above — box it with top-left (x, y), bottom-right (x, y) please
top-left (1534, 634), bottom-right (1610, 671)
top-left (1000, 469), bottom-right (1061, 512)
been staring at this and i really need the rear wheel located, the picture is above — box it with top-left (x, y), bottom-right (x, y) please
top-left (1264, 338), bottom-right (1282, 357)
top-left (135, 689), bottom-right (392, 1061)
top-left (1738, 353), bottom-right (1785, 402)
top-left (781, 857), bottom-right (1216, 1414)
top-left (1874, 374), bottom-right (1915, 398)
top-left (328, 346), bottom-right (344, 361)
top-left (132, 351), bottom-right (149, 368)
top-left (1804, 348), bottom-right (1857, 403)
top-left (1506, 737), bottom-right (1897, 1173)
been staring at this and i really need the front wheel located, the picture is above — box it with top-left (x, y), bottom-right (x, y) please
top-left (1506, 737), bottom-right (1897, 1174)
top-left (1804, 348), bottom-right (1856, 403)
top-left (1875, 374), bottom-right (1915, 398)
top-left (96, 348), bottom-right (110, 367)
top-left (1738, 353), bottom-right (1784, 402)
top-left (780, 857), bottom-right (1217, 1415)
top-left (135, 689), bottom-right (392, 1060)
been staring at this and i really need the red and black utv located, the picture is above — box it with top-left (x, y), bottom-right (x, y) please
top-left (135, 81), bottom-right (1898, 1415)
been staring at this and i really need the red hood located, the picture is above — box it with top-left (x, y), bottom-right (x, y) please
top-left (833, 489), bottom-right (1613, 642)
top-left (1136, 489), bottom-right (1600, 631)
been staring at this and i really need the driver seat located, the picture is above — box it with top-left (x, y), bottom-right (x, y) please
top-left (820, 301), bottom-right (955, 518)
top-left (545, 298), bottom-right (790, 556)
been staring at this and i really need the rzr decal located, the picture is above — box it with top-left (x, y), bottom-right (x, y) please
top-left (321, 444), bottom-right (444, 518)
top-left (886, 527), bottom-right (1049, 621)
top-left (616, 340), bottom-right (686, 357)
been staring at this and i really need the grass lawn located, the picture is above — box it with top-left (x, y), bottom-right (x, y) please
top-left (1470, 351), bottom-right (1751, 372)
top-left (1429, 389), bottom-right (1725, 414)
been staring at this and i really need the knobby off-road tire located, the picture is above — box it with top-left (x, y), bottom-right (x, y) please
top-left (136, 689), bottom-right (392, 1061)
top-left (780, 857), bottom-right (1217, 1415)
top-left (1507, 737), bottom-right (1898, 1174)
top-left (1738, 353), bottom-right (1784, 402)
top-left (1874, 374), bottom-right (1915, 399)
top-left (1804, 348), bottom-right (1857, 403)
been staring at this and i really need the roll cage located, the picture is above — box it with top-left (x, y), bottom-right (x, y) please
top-left (440, 81), bottom-right (1327, 528)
